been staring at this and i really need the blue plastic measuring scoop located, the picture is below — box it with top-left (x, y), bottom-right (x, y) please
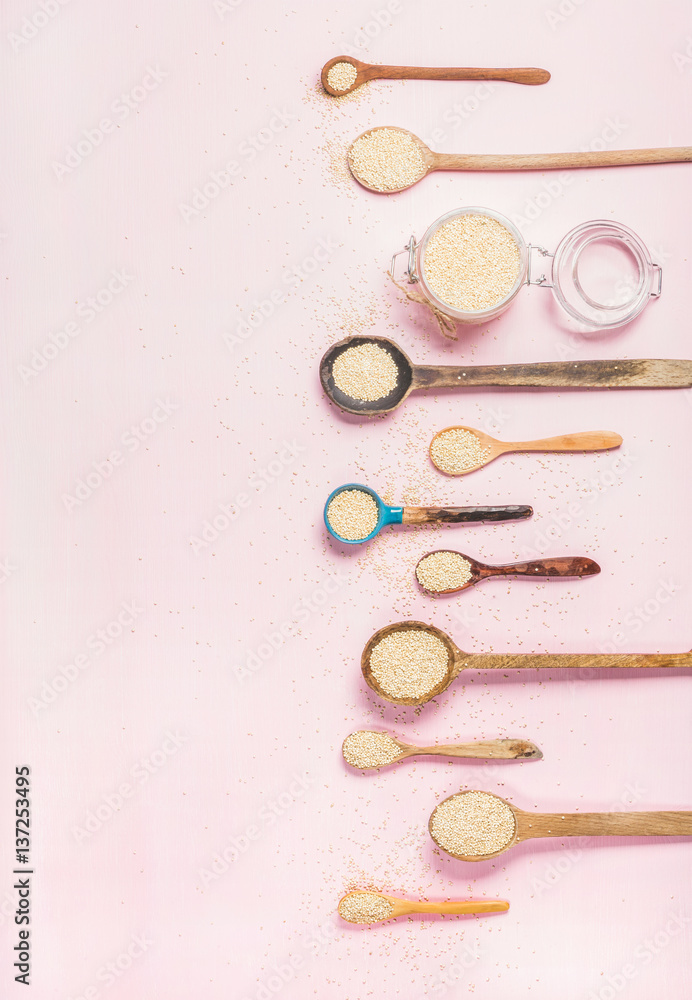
top-left (324, 483), bottom-right (532, 545)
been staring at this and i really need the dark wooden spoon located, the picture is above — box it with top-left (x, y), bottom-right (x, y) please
top-left (415, 549), bottom-right (600, 594)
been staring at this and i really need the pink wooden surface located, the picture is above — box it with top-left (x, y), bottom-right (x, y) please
top-left (1, 0), bottom-right (691, 997)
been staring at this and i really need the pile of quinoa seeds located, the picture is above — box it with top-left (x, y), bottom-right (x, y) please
top-left (331, 341), bottom-right (399, 402)
top-left (416, 550), bottom-right (473, 593)
top-left (430, 791), bottom-right (517, 858)
top-left (338, 890), bottom-right (395, 924)
top-left (348, 127), bottom-right (426, 192)
top-left (423, 213), bottom-right (522, 312)
top-left (326, 61), bottom-right (358, 93)
top-left (342, 730), bottom-right (402, 769)
top-left (431, 427), bottom-right (491, 474)
top-left (326, 488), bottom-right (379, 541)
top-left (368, 627), bottom-right (450, 701)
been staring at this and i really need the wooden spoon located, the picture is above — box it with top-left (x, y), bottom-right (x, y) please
top-left (342, 730), bottom-right (542, 769)
top-left (429, 790), bottom-right (692, 862)
top-left (338, 888), bottom-right (509, 923)
top-left (321, 55), bottom-right (550, 96)
top-left (415, 549), bottom-right (600, 594)
top-left (361, 621), bottom-right (692, 706)
top-left (348, 125), bottom-right (692, 193)
top-left (430, 425), bottom-right (623, 476)
top-left (320, 336), bottom-right (692, 417)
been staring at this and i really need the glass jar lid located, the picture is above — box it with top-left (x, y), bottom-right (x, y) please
top-left (530, 220), bottom-right (661, 330)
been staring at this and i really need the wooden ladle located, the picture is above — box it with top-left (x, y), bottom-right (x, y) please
top-left (361, 621), bottom-right (692, 706)
top-left (430, 425), bottom-right (623, 476)
top-left (321, 56), bottom-right (550, 96)
top-left (348, 125), bottom-right (692, 193)
top-left (342, 730), bottom-right (542, 769)
top-left (320, 336), bottom-right (692, 417)
top-left (338, 889), bottom-right (509, 923)
top-left (429, 790), bottom-right (692, 862)
top-left (415, 549), bottom-right (600, 594)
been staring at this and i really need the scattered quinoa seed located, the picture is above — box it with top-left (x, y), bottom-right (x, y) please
top-left (431, 427), bottom-right (491, 474)
top-left (331, 342), bottom-right (399, 402)
top-left (422, 213), bottom-right (521, 312)
top-left (430, 791), bottom-right (516, 858)
top-left (338, 890), bottom-right (394, 924)
top-left (326, 61), bottom-right (358, 93)
top-left (416, 551), bottom-right (473, 593)
top-left (369, 627), bottom-right (450, 701)
top-left (342, 730), bottom-right (402, 769)
top-left (326, 488), bottom-right (379, 541)
top-left (348, 127), bottom-right (426, 192)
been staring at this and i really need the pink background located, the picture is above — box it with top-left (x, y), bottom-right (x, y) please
top-left (1, 0), bottom-right (691, 997)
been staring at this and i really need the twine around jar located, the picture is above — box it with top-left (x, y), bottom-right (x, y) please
top-left (389, 272), bottom-right (457, 339)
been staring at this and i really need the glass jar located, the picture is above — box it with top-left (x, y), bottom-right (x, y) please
top-left (390, 207), bottom-right (662, 330)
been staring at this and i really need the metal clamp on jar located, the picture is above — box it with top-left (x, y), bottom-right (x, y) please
top-left (391, 207), bottom-right (662, 330)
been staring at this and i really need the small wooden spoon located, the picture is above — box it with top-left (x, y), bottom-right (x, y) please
top-left (430, 425), bottom-right (623, 476)
top-left (342, 730), bottom-right (542, 769)
top-left (320, 336), bottom-right (692, 417)
top-left (415, 549), bottom-right (600, 594)
top-left (338, 888), bottom-right (509, 923)
top-left (361, 621), bottom-right (692, 706)
top-left (429, 790), bottom-right (692, 862)
top-left (348, 125), bottom-right (692, 193)
top-left (321, 55), bottom-right (549, 96)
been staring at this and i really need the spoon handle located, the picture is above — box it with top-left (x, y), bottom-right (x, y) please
top-left (413, 359), bottom-right (692, 390)
top-left (478, 557), bottom-right (600, 580)
top-left (407, 899), bottom-right (509, 915)
top-left (430, 147), bottom-right (692, 172)
top-left (415, 739), bottom-right (541, 760)
top-left (526, 811), bottom-right (692, 839)
top-left (363, 64), bottom-right (550, 85)
top-left (504, 431), bottom-right (623, 453)
top-left (467, 652), bottom-right (692, 670)
top-left (402, 505), bottom-right (532, 524)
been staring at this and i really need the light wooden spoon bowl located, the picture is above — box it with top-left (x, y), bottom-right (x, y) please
top-left (348, 125), bottom-right (692, 194)
top-left (321, 55), bottom-right (550, 96)
top-left (338, 888), bottom-right (509, 923)
top-left (429, 790), bottom-right (692, 862)
top-left (361, 620), bottom-right (692, 706)
top-left (342, 730), bottom-right (542, 769)
top-left (430, 425), bottom-right (623, 476)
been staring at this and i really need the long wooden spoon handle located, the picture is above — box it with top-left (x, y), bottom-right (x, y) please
top-left (527, 811), bottom-right (692, 839)
top-left (408, 899), bottom-right (509, 915)
top-left (413, 359), bottom-right (692, 390)
top-left (364, 65), bottom-right (550, 85)
top-left (402, 505), bottom-right (532, 524)
top-left (507, 431), bottom-right (623, 452)
top-left (417, 739), bottom-right (541, 760)
top-left (480, 557), bottom-right (600, 579)
top-left (467, 652), bottom-right (692, 670)
top-left (431, 147), bottom-right (692, 171)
